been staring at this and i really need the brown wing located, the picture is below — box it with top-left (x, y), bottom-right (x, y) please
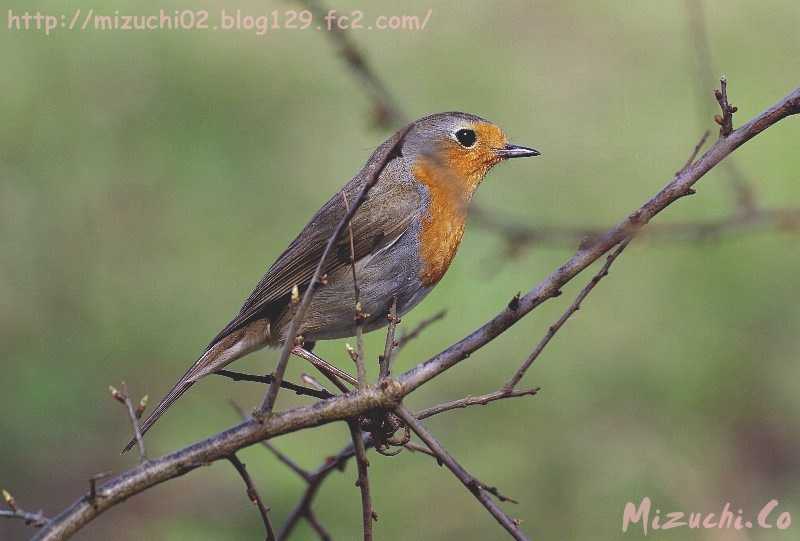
top-left (206, 174), bottom-right (420, 350)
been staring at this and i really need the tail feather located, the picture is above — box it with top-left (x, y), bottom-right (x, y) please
top-left (121, 319), bottom-right (272, 453)
top-left (121, 346), bottom-right (223, 454)
top-left (122, 378), bottom-right (194, 453)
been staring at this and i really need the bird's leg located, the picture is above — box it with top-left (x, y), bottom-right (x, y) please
top-left (290, 346), bottom-right (357, 391)
top-left (290, 347), bottom-right (405, 455)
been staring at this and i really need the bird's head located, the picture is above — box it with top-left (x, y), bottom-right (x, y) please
top-left (401, 112), bottom-right (540, 198)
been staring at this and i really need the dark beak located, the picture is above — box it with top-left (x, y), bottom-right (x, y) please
top-left (496, 143), bottom-right (541, 159)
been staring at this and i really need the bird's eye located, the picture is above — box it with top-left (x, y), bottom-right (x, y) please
top-left (454, 128), bottom-right (477, 148)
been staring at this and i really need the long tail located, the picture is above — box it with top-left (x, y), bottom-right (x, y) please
top-left (122, 319), bottom-right (272, 453)
top-left (121, 354), bottom-right (205, 453)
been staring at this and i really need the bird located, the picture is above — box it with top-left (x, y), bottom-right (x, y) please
top-left (124, 112), bottom-right (540, 452)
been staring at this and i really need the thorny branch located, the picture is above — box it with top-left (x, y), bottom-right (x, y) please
top-left (17, 83), bottom-right (800, 541)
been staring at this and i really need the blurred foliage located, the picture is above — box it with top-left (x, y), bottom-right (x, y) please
top-left (2, 0), bottom-right (800, 540)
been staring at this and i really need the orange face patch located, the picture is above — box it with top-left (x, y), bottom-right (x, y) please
top-left (442, 122), bottom-right (509, 191)
top-left (412, 121), bottom-right (509, 286)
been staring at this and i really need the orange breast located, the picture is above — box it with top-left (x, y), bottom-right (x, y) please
top-left (413, 158), bottom-right (469, 287)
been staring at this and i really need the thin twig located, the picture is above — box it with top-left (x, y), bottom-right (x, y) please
top-left (227, 454), bottom-right (276, 541)
top-left (291, 346), bottom-right (356, 391)
top-left (341, 191), bottom-right (360, 306)
top-left (305, 509), bottom-right (332, 541)
top-left (1, 489), bottom-right (49, 528)
top-left (504, 239), bottom-right (631, 390)
top-left (416, 388), bottom-right (540, 420)
top-left (110, 383), bottom-right (147, 462)
top-left (258, 125), bottom-right (410, 416)
top-left (379, 297), bottom-right (399, 378)
top-left (214, 370), bottom-right (333, 399)
top-left (278, 439), bottom-right (364, 541)
top-left (396, 310), bottom-right (446, 350)
top-left (348, 422), bottom-right (375, 540)
top-left (0, 509), bottom-right (49, 528)
top-left (354, 324), bottom-right (366, 389)
top-left (684, 0), bottom-right (757, 211)
top-left (341, 190), bottom-right (368, 391)
top-left (394, 407), bottom-right (527, 540)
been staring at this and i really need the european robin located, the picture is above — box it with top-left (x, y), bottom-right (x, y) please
top-left (125, 112), bottom-right (539, 451)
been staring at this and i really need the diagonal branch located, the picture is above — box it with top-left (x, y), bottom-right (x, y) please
top-left (416, 388), bottom-right (540, 420)
top-left (394, 406), bottom-right (527, 540)
top-left (504, 238), bottom-right (631, 390)
top-left (227, 454), bottom-right (277, 541)
top-left (305, 509), bottom-right (332, 541)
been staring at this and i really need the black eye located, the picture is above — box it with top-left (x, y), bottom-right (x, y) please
top-left (455, 128), bottom-right (477, 147)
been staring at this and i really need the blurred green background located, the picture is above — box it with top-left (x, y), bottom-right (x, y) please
top-left (2, 0), bottom-right (799, 539)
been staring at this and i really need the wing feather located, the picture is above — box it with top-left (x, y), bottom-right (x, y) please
top-left (206, 176), bottom-right (420, 350)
